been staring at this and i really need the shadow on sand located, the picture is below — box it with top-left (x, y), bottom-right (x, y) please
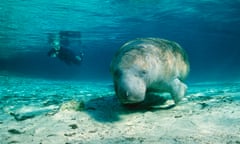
top-left (84, 93), bottom-right (176, 123)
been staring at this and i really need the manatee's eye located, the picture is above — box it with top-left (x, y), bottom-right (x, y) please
top-left (139, 70), bottom-right (147, 77)
top-left (141, 70), bottom-right (147, 74)
top-left (114, 69), bottom-right (123, 77)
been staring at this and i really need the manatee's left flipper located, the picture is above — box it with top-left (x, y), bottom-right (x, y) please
top-left (169, 78), bottom-right (187, 104)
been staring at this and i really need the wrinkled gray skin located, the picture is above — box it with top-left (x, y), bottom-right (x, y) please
top-left (110, 38), bottom-right (190, 105)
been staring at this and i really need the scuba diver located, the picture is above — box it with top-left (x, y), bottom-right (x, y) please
top-left (47, 31), bottom-right (84, 65)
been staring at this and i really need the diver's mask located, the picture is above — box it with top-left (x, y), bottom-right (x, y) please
top-left (51, 40), bottom-right (61, 51)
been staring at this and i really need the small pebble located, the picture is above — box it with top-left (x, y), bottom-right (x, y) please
top-left (174, 115), bottom-right (182, 118)
top-left (89, 129), bottom-right (97, 133)
top-left (69, 124), bottom-right (78, 129)
top-left (8, 129), bottom-right (22, 134)
top-left (47, 134), bottom-right (57, 137)
top-left (199, 103), bottom-right (208, 109)
top-left (64, 133), bottom-right (76, 137)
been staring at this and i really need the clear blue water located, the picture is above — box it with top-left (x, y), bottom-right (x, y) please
top-left (1, 0), bottom-right (240, 82)
top-left (1, 2), bottom-right (240, 143)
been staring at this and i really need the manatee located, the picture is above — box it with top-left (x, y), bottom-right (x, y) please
top-left (110, 38), bottom-right (190, 105)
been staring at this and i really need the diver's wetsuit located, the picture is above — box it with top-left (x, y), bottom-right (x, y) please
top-left (48, 47), bottom-right (83, 65)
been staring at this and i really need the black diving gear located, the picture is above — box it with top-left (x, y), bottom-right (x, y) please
top-left (47, 31), bottom-right (83, 65)
top-left (48, 47), bottom-right (83, 65)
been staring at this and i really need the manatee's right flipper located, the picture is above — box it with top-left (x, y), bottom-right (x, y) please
top-left (170, 78), bottom-right (187, 104)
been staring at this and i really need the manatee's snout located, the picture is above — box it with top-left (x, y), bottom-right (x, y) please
top-left (116, 73), bottom-right (146, 104)
top-left (117, 88), bottom-right (143, 104)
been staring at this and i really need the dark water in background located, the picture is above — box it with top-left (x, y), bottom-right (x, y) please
top-left (0, 0), bottom-right (240, 82)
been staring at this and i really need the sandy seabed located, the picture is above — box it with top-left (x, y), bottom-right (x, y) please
top-left (0, 76), bottom-right (240, 144)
